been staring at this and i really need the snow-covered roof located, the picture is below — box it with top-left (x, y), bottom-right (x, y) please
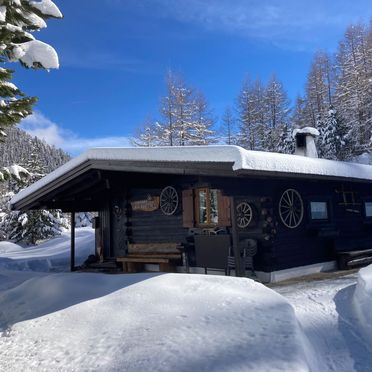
top-left (292, 127), bottom-right (320, 138)
top-left (10, 145), bottom-right (372, 207)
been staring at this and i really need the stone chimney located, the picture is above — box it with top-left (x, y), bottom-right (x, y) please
top-left (292, 127), bottom-right (320, 158)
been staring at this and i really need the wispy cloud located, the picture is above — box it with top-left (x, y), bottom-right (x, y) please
top-left (20, 112), bottom-right (132, 156)
top-left (59, 49), bottom-right (146, 72)
top-left (135, 0), bottom-right (370, 49)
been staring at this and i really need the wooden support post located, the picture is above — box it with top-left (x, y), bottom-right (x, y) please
top-left (230, 196), bottom-right (243, 277)
top-left (71, 211), bottom-right (76, 272)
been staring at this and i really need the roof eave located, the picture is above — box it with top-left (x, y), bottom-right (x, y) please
top-left (11, 160), bottom-right (236, 211)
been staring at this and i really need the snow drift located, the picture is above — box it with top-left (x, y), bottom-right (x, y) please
top-left (0, 227), bottom-right (94, 272)
top-left (0, 272), bottom-right (314, 371)
top-left (0, 229), bottom-right (318, 371)
top-left (352, 264), bottom-right (372, 348)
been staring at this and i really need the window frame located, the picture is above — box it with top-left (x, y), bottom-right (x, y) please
top-left (306, 196), bottom-right (333, 226)
top-left (194, 187), bottom-right (219, 227)
top-left (309, 201), bottom-right (329, 221)
top-left (363, 200), bottom-right (372, 219)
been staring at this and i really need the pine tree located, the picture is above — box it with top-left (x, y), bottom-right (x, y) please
top-left (0, 67), bottom-right (36, 138)
top-left (75, 212), bottom-right (94, 228)
top-left (277, 124), bottom-right (295, 154)
top-left (263, 74), bottom-right (291, 152)
top-left (0, 128), bottom-right (70, 243)
top-left (236, 77), bottom-right (262, 150)
top-left (173, 77), bottom-right (195, 146)
top-left (12, 209), bottom-right (65, 245)
top-left (134, 71), bottom-right (216, 146)
top-left (304, 51), bottom-right (334, 128)
top-left (0, 126), bottom-right (70, 171)
top-left (220, 107), bottom-right (236, 145)
top-left (131, 118), bottom-right (159, 147)
top-left (334, 24), bottom-right (371, 154)
top-left (322, 107), bottom-right (352, 160)
top-left (0, 1), bottom-right (62, 137)
top-left (159, 71), bottom-right (178, 146)
top-left (191, 91), bottom-right (216, 145)
top-left (0, 0), bottom-right (62, 68)
top-left (292, 96), bottom-right (308, 129)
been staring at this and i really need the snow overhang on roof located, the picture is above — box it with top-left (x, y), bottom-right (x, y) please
top-left (10, 145), bottom-right (372, 209)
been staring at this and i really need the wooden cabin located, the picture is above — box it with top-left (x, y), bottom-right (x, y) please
top-left (10, 131), bottom-right (372, 282)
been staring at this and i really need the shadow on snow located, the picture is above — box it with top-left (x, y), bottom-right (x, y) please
top-left (334, 284), bottom-right (372, 372)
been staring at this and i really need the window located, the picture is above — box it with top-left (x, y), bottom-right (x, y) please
top-left (365, 202), bottom-right (372, 218)
top-left (195, 188), bottom-right (219, 226)
top-left (310, 201), bottom-right (328, 220)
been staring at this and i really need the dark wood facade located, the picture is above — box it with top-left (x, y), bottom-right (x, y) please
top-left (89, 170), bottom-right (372, 274)
top-left (11, 151), bottom-right (372, 278)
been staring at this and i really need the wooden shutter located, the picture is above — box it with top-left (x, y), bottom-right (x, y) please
top-left (217, 191), bottom-right (231, 227)
top-left (182, 189), bottom-right (195, 227)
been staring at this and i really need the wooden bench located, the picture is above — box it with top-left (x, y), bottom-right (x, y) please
top-left (117, 243), bottom-right (183, 273)
top-left (335, 237), bottom-right (372, 269)
top-left (337, 248), bottom-right (372, 270)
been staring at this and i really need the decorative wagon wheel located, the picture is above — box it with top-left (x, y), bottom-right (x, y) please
top-left (236, 202), bottom-right (253, 228)
top-left (279, 189), bottom-right (304, 229)
top-left (160, 186), bottom-right (179, 215)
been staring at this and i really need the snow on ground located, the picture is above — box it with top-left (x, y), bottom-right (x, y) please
top-left (0, 227), bottom-right (94, 271)
top-left (275, 273), bottom-right (372, 372)
top-left (0, 272), bottom-right (314, 371)
top-left (0, 230), bottom-right (317, 371)
top-left (2, 232), bottom-right (372, 371)
top-left (353, 265), bottom-right (372, 347)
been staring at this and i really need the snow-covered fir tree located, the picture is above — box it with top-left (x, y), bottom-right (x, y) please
top-left (0, 126), bottom-right (69, 170)
top-left (0, 1), bottom-right (63, 243)
top-left (0, 127), bottom-right (70, 243)
top-left (0, 0), bottom-right (62, 137)
top-left (75, 212), bottom-right (94, 228)
top-left (0, 0), bottom-right (62, 69)
top-left (321, 107), bottom-right (351, 160)
top-left (0, 67), bottom-right (36, 138)
top-left (291, 19), bottom-right (372, 161)
top-left (277, 125), bottom-right (295, 154)
top-left (11, 209), bottom-right (68, 245)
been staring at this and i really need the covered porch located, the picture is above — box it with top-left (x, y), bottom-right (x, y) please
top-left (10, 151), bottom-right (251, 276)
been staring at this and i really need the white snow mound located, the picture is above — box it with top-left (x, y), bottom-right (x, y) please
top-left (352, 264), bottom-right (372, 347)
top-left (0, 227), bottom-right (94, 272)
top-left (0, 272), bottom-right (313, 371)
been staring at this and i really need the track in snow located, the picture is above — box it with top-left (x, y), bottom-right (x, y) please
top-left (275, 273), bottom-right (372, 372)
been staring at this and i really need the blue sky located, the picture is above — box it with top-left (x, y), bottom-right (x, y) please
top-left (14, 0), bottom-right (372, 155)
